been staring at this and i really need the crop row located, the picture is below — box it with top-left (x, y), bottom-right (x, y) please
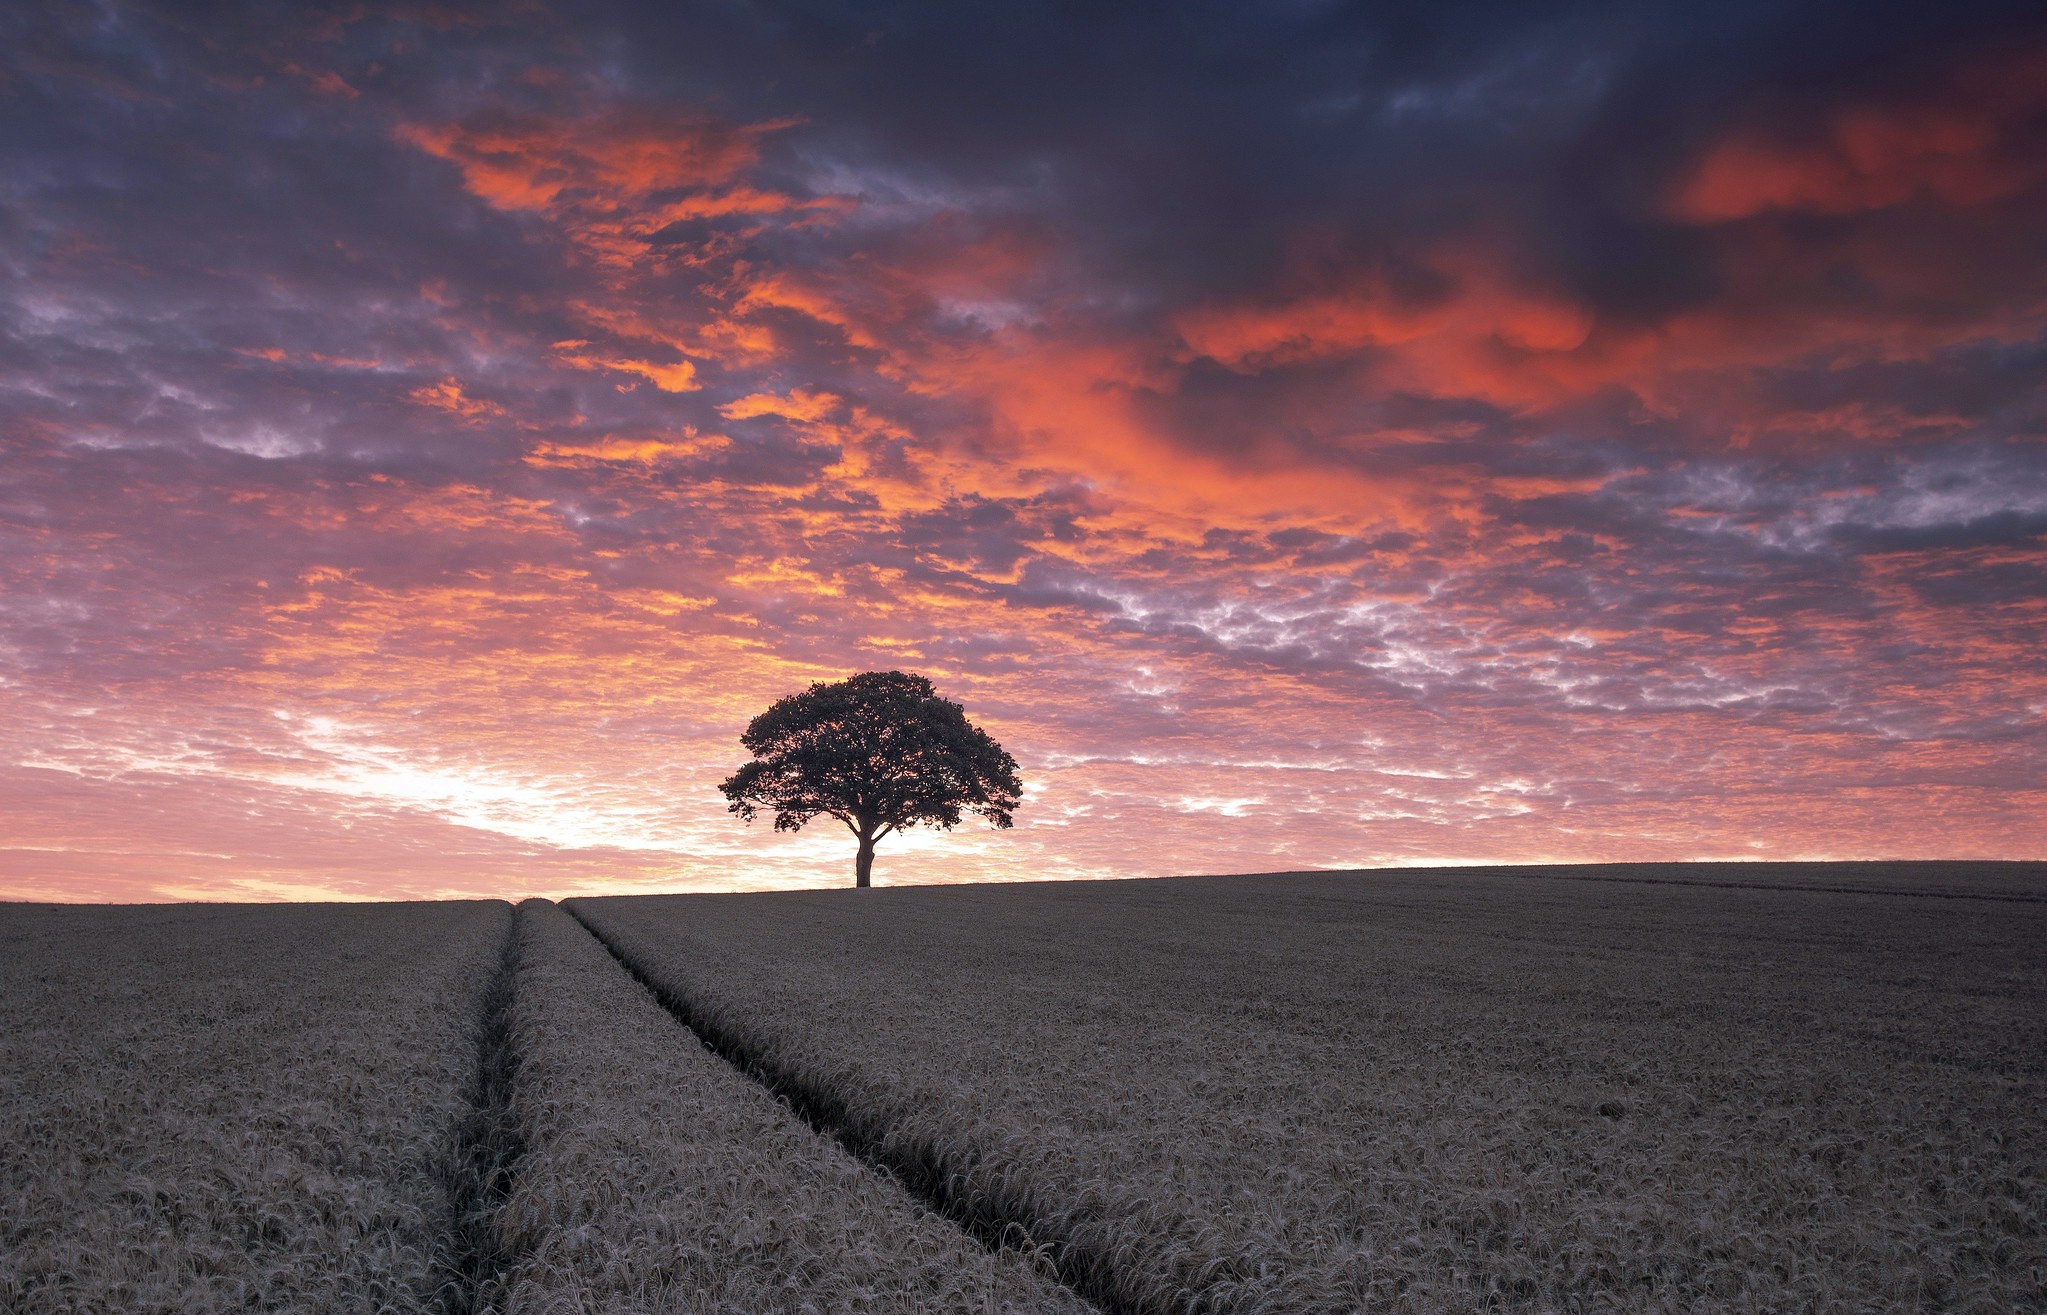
top-left (0, 900), bottom-right (509, 1315)
top-left (571, 867), bottom-right (2047, 1314)
top-left (11, 866), bottom-right (2039, 1313)
top-left (484, 899), bottom-right (1088, 1313)
top-left (2, 897), bottom-right (1099, 1314)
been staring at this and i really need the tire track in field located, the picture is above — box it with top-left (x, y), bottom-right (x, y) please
top-left (563, 905), bottom-right (1123, 1315)
top-left (437, 902), bottom-right (526, 1315)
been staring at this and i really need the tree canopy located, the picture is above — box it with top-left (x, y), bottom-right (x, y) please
top-left (717, 670), bottom-right (1022, 887)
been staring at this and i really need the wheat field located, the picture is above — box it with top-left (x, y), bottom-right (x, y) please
top-left (573, 863), bottom-right (2047, 1313)
top-left (486, 898), bottom-right (1088, 1313)
top-left (0, 900), bottom-right (506, 1314)
top-left (5, 863), bottom-right (2042, 1313)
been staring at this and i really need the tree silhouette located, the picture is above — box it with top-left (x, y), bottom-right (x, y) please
top-left (718, 671), bottom-right (1022, 887)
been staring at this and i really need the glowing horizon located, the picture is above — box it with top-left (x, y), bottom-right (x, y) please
top-left (3, 2), bottom-right (2044, 901)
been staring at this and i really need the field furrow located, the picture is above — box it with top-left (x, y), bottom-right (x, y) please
top-left (0, 900), bottom-right (509, 1315)
top-left (445, 903), bottom-right (526, 1315)
top-left (572, 865), bottom-right (2047, 1314)
top-left (490, 899), bottom-right (1094, 1314)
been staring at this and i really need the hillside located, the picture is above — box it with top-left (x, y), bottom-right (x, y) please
top-left (5, 862), bottom-right (2043, 1313)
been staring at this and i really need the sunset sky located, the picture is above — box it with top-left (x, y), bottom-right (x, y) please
top-left (4, 0), bottom-right (2044, 901)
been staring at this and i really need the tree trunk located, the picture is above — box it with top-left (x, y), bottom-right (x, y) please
top-left (854, 834), bottom-right (875, 888)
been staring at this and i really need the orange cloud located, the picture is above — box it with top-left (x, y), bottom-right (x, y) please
top-left (552, 340), bottom-right (699, 392)
top-left (234, 346), bottom-right (391, 369)
top-left (910, 333), bottom-right (1441, 537)
top-left (733, 271), bottom-right (880, 348)
top-left (719, 388), bottom-right (840, 422)
top-left (1669, 49), bottom-right (2047, 222)
top-left (525, 433), bottom-right (729, 467)
top-left (1171, 252), bottom-right (1607, 413)
top-left (398, 108), bottom-right (768, 212)
top-left (409, 376), bottom-right (506, 421)
top-left (565, 300), bottom-right (781, 371)
top-left (396, 105), bottom-right (847, 270)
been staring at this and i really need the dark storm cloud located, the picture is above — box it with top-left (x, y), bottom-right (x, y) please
top-left (590, 0), bottom-right (2047, 314)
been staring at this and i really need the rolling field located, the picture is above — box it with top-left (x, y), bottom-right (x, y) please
top-left (573, 863), bottom-right (2047, 1314)
top-left (4, 862), bottom-right (2043, 1314)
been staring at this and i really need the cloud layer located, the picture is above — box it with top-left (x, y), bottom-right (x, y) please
top-left (3, 0), bottom-right (2043, 899)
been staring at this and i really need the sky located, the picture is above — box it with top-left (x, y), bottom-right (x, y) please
top-left (2, 0), bottom-right (2044, 901)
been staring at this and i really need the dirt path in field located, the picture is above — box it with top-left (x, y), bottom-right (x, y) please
top-left (564, 906), bottom-right (1122, 1315)
top-left (437, 902), bottom-right (526, 1315)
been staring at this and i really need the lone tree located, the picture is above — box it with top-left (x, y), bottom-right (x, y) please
top-left (718, 670), bottom-right (1022, 887)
